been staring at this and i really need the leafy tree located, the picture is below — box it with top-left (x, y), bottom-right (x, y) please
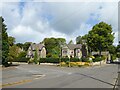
top-left (18, 51), bottom-right (27, 58)
top-left (43, 38), bottom-right (66, 58)
top-left (108, 45), bottom-right (116, 54)
top-left (87, 22), bottom-right (114, 56)
top-left (76, 35), bottom-right (88, 44)
top-left (116, 42), bottom-right (120, 58)
top-left (68, 40), bottom-right (74, 44)
top-left (16, 43), bottom-right (24, 49)
top-left (1, 17), bottom-right (9, 66)
top-left (76, 36), bottom-right (82, 44)
top-left (116, 42), bottom-right (120, 52)
top-left (8, 45), bottom-right (20, 64)
top-left (8, 36), bottom-right (15, 46)
top-left (23, 42), bottom-right (32, 51)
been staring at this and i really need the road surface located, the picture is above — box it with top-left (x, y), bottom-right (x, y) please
top-left (2, 63), bottom-right (119, 89)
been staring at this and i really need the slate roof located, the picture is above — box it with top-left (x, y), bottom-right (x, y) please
top-left (66, 44), bottom-right (82, 50)
top-left (30, 43), bottom-right (45, 51)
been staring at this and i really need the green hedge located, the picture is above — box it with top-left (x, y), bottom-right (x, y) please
top-left (39, 58), bottom-right (59, 63)
top-left (61, 58), bottom-right (69, 62)
top-left (39, 57), bottom-right (82, 63)
top-left (81, 57), bottom-right (89, 62)
top-left (70, 58), bottom-right (80, 62)
top-left (12, 57), bottom-right (30, 62)
top-left (93, 57), bottom-right (102, 62)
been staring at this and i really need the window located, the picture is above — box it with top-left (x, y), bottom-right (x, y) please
top-left (77, 49), bottom-right (80, 53)
top-left (63, 51), bottom-right (67, 53)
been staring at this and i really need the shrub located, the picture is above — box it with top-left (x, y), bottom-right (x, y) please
top-left (28, 58), bottom-right (34, 64)
top-left (46, 53), bottom-right (52, 58)
top-left (34, 50), bottom-right (38, 64)
top-left (39, 58), bottom-right (59, 63)
top-left (39, 58), bottom-right (46, 63)
top-left (81, 57), bottom-right (89, 62)
top-left (101, 55), bottom-right (106, 60)
top-left (87, 59), bottom-right (93, 63)
top-left (46, 58), bottom-right (59, 63)
top-left (18, 52), bottom-right (27, 58)
top-left (93, 57), bottom-right (102, 62)
top-left (70, 58), bottom-right (80, 62)
top-left (66, 61), bottom-right (70, 65)
top-left (61, 58), bottom-right (69, 62)
top-left (117, 53), bottom-right (120, 58)
top-left (111, 54), bottom-right (117, 61)
top-left (13, 57), bottom-right (30, 62)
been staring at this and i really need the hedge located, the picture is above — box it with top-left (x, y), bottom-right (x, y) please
top-left (12, 57), bottom-right (30, 62)
top-left (39, 57), bottom-right (82, 63)
top-left (61, 58), bottom-right (69, 62)
top-left (39, 58), bottom-right (59, 63)
top-left (93, 57), bottom-right (102, 62)
top-left (81, 57), bottom-right (89, 62)
top-left (70, 58), bottom-right (80, 62)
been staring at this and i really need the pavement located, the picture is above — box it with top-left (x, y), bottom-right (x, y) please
top-left (1, 63), bottom-right (119, 89)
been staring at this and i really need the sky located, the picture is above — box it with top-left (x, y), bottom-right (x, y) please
top-left (0, 0), bottom-right (119, 45)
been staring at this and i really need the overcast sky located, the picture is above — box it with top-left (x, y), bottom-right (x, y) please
top-left (0, 0), bottom-right (119, 45)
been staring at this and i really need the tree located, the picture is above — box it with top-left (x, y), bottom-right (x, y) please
top-left (68, 40), bottom-right (74, 44)
top-left (1, 17), bottom-right (9, 66)
top-left (116, 42), bottom-right (120, 58)
top-left (8, 45), bottom-right (20, 64)
top-left (23, 42), bottom-right (32, 51)
top-left (16, 43), bottom-right (24, 49)
top-left (116, 41), bottom-right (120, 52)
top-left (76, 36), bottom-right (82, 44)
top-left (87, 22), bottom-right (114, 56)
top-left (8, 36), bottom-right (15, 46)
top-left (108, 45), bottom-right (116, 54)
top-left (18, 51), bottom-right (27, 58)
top-left (43, 38), bottom-right (66, 58)
top-left (76, 35), bottom-right (88, 44)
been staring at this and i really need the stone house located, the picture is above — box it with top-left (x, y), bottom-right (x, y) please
top-left (92, 51), bottom-right (111, 61)
top-left (27, 43), bottom-right (46, 59)
top-left (61, 44), bottom-right (87, 58)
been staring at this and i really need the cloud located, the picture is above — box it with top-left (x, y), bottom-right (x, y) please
top-left (1, 1), bottom-right (119, 45)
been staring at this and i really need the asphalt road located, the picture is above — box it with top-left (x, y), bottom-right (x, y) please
top-left (2, 63), bottom-right (119, 88)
